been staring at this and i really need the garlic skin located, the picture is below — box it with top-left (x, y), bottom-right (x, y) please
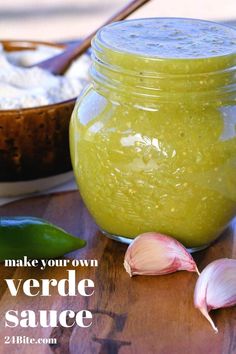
top-left (194, 258), bottom-right (236, 333)
top-left (124, 232), bottom-right (199, 277)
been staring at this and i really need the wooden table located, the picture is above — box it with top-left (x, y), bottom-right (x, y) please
top-left (0, 191), bottom-right (235, 354)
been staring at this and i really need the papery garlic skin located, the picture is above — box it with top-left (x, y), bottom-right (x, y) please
top-left (194, 258), bottom-right (236, 333)
top-left (124, 232), bottom-right (199, 277)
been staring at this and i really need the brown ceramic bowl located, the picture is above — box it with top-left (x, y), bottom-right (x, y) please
top-left (0, 40), bottom-right (76, 183)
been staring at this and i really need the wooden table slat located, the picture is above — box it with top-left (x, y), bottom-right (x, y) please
top-left (0, 191), bottom-right (235, 354)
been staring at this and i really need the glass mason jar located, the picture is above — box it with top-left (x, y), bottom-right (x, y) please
top-left (70, 18), bottom-right (236, 251)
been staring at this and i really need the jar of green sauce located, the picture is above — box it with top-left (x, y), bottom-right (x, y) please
top-left (70, 18), bottom-right (236, 250)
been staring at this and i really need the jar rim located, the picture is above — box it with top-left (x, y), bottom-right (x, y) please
top-left (91, 18), bottom-right (236, 98)
top-left (94, 17), bottom-right (236, 62)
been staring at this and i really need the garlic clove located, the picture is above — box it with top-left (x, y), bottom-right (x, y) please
top-left (124, 232), bottom-right (199, 277)
top-left (194, 258), bottom-right (236, 333)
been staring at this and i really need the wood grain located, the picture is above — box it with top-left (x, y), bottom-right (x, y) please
top-left (0, 191), bottom-right (235, 354)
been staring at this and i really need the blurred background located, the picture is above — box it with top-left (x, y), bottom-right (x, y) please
top-left (0, 0), bottom-right (235, 41)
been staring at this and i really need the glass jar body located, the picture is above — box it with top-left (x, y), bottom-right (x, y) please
top-left (70, 84), bottom-right (236, 249)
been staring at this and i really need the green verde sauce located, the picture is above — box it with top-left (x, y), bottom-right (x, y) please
top-left (70, 18), bottom-right (236, 248)
top-left (98, 18), bottom-right (236, 59)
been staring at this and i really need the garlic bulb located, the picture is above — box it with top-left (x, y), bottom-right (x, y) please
top-left (124, 232), bottom-right (199, 277)
top-left (194, 258), bottom-right (236, 333)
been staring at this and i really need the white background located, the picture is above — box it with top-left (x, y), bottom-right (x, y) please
top-left (0, 0), bottom-right (235, 41)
